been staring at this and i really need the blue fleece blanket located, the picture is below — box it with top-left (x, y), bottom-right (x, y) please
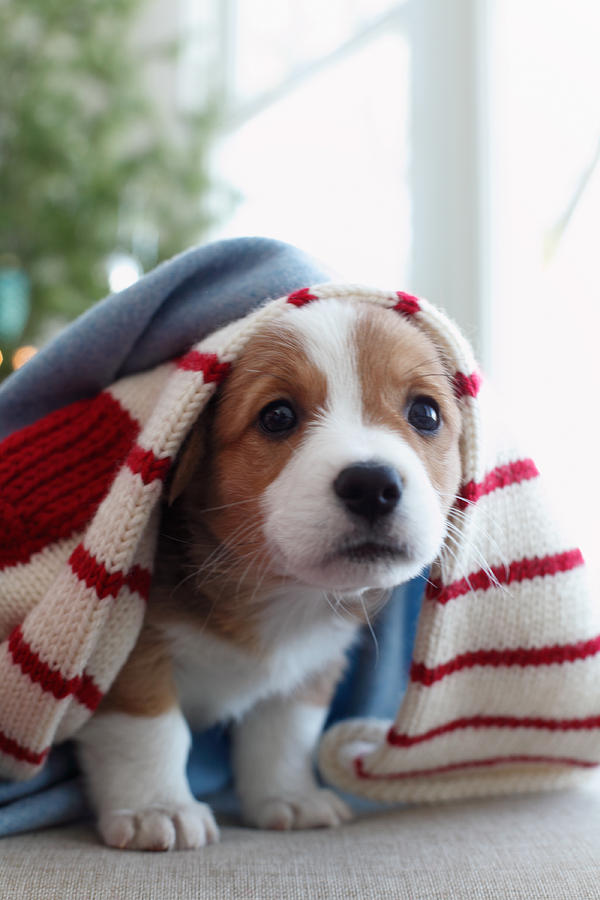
top-left (0, 237), bottom-right (422, 836)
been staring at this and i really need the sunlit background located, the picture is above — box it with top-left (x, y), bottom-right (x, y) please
top-left (1, 0), bottom-right (598, 569)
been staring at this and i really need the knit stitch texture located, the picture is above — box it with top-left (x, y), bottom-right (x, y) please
top-left (0, 283), bottom-right (596, 804)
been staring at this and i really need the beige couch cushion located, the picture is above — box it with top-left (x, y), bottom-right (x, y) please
top-left (2, 778), bottom-right (600, 899)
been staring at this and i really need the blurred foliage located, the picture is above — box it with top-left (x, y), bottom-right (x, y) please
top-left (0, 0), bottom-right (228, 378)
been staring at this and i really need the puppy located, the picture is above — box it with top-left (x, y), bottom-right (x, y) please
top-left (75, 298), bottom-right (462, 851)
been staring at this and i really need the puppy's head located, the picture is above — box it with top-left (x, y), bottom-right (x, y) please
top-left (172, 299), bottom-right (462, 594)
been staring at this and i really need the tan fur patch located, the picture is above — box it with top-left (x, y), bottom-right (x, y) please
top-left (151, 321), bottom-right (330, 650)
top-left (354, 304), bottom-right (462, 506)
top-left (100, 623), bottom-right (176, 717)
top-left (168, 417), bottom-right (209, 505)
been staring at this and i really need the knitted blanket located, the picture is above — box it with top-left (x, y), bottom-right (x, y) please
top-left (0, 238), bottom-right (597, 825)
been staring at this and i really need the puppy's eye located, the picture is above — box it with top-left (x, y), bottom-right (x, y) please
top-left (407, 396), bottom-right (441, 434)
top-left (258, 400), bottom-right (297, 435)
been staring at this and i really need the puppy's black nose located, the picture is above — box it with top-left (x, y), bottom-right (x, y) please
top-left (334, 462), bottom-right (402, 522)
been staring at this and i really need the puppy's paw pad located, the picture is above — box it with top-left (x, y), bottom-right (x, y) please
top-left (251, 789), bottom-right (353, 831)
top-left (100, 801), bottom-right (219, 851)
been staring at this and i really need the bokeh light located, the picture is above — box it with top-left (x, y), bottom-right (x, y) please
top-left (12, 345), bottom-right (37, 370)
top-left (107, 253), bottom-right (142, 293)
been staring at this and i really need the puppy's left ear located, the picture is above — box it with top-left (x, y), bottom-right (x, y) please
top-left (167, 415), bottom-right (209, 506)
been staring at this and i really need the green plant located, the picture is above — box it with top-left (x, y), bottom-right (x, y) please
top-left (0, 0), bottom-right (226, 377)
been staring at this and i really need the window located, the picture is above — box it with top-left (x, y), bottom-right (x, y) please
top-left (202, 1), bottom-right (411, 287)
top-left (487, 0), bottom-right (600, 572)
top-left (174, 0), bottom-right (598, 570)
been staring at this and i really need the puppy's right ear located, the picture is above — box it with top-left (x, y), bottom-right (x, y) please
top-left (167, 416), bottom-right (209, 506)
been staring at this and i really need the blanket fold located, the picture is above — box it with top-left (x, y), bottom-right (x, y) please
top-left (0, 237), bottom-right (597, 813)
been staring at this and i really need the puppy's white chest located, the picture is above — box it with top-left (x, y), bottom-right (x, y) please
top-left (164, 590), bottom-right (357, 728)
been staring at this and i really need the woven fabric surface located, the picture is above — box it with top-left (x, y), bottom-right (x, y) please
top-left (3, 777), bottom-right (600, 899)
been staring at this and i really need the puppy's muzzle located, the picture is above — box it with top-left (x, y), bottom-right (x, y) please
top-left (333, 461), bottom-right (403, 524)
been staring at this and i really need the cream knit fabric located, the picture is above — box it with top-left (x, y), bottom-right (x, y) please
top-left (0, 285), bottom-right (596, 802)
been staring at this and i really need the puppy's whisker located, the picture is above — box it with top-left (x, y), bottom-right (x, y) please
top-left (446, 516), bottom-right (504, 556)
top-left (169, 567), bottom-right (203, 600)
top-left (359, 593), bottom-right (380, 664)
top-left (443, 522), bottom-right (502, 589)
top-left (201, 536), bottom-right (261, 573)
top-left (331, 590), bottom-right (354, 619)
top-left (444, 510), bottom-right (510, 578)
top-left (247, 550), bottom-right (275, 608)
top-left (196, 497), bottom-right (259, 515)
top-left (439, 522), bottom-right (508, 598)
top-left (435, 488), bottom-right (510, 573)
top-left (437, 538), bottom-right (468, 587)
top-left (194, 526), bottom-right (248, 571)
top-left (195, 540), bottom-right (260, 588)
top-left (195, 515), bottom-right (262, 572)
top-left (159, 531), bottom-right (193, 545)
top-left (331, 590), bottom-right (353, 613)
top-left (415, 571), bottom-right (441, 591)
top-left (322, 591), bottom-right (351, 624)
top-left (234, 545), bottom-right (270, 598)
top-left (439, 489), bottom-right (504, 532)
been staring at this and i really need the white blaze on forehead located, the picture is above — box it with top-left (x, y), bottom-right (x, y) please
top-left (281, 299), bottom-right (362, 422)
top-left (262, 299), bottom-right (447, 591)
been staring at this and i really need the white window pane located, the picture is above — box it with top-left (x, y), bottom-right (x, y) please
top-left (210, 30), bottom-right (411, 288)
top-left (488, 0), bottom-right (600, 571)
top-left (177, 0), bottom-right (224, 109)
top-left (233, 0), bottom-right (407, 103)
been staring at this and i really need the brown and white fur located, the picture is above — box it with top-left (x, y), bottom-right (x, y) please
top-left (75, 299), bottom-right (462, 851)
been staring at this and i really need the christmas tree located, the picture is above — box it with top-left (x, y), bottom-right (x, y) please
top-left (0, 0), bottom-right (225, 379)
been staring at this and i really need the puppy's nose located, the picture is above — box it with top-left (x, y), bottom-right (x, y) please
top-left (334, 462), bottom-right (402, 522)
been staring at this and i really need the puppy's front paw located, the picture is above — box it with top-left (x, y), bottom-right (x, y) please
top-left (246, 788), bottom-right (353, 831)
top-left (99, 801), bottom-right (219, 851)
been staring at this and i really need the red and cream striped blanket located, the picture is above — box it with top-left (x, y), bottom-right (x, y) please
top-left (1, 284), bottom-right (597, 803)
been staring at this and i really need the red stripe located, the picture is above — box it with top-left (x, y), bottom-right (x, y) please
top-left (354, 753), bottom-right (598, 781)
top-left (453, 369), bottom-right (482, 399)
top-left (287, 288), bottom-right (318, 307)
top-left (69, 545), bottom-right (125, 600)
top-left (0, 728), bottom-right (49, 767)
top-left (394, 291), bottom-right (420, 316)
top-left (457, 458), bottom-right (539, 510)
top-left (388, 713), bottom-right (600, 748)
top-left (425, 548), bottom-right (584, 603)
top-left (127, 445), bottom-right (171, 485)
top-left (69, 544), bottom-right (151, 602)
top-left (176, 351), bottom-right (231, 383)
top-left (7, 625), bottom-right (102, 709)
top-left (410, 633), bottom-right (600, 686)
top-left (126, 563), bottom-right (153, 600)
top-left (75, 674), bottom-right (104, 711)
